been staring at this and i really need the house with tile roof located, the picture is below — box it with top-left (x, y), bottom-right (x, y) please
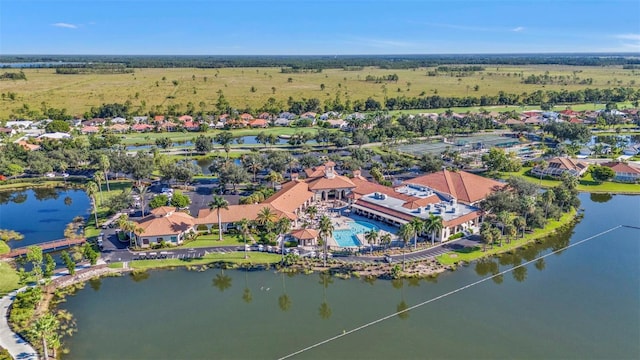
top-left (134, 207), bottom-right (196, 248)
top-left (81, 126), bottom-right (100, 134)
top-left (403, 169), bottom-right (505, 205)
top-left (601, 162), bottom-right (640, 183)
top-left (531, 157), bottom-right (589, 178)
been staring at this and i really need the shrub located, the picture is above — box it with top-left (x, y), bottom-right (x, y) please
top-left (448, 232), bottom-right (464, 240)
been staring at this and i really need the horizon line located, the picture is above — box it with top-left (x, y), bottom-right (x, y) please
top-left (2, 52), bottom-right (640, 57)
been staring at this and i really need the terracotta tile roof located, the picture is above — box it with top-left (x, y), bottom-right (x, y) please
top-left (240, 113), bottom-right (254, 120)
top-left (307, 175), bottom-right (356, 191)
top-left (405, 170), bottom-right (504, 204)
top-left (16, 141), bottom-right (41, 151)
top-left (136, 211), bottom-right (195, 237)
top-left (81, 126), bottom-right (100, 133)
top-left (601, 162), bottom-right (640, 174)
top-left (153, 115), bottom-right (165, 122)
top-left (401, 196), bottom-right (440, 210)
top-left (178, 115), bottom-right (193, 122)
top-left (264, 180), bottom-right (314, 213)
top-left (548, 157), bottom-right (588, 172)
top-left (249, 119), bottom-right (268, 127)
top-left (290, 228), bottom-right (319, 240)
top-left (151, 206), bottom-right (178, 216)
top-left (109, 124), bottom-right (130, 132)
top-left (304, 165), bottom-right (327, 178)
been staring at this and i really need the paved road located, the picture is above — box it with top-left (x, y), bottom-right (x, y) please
top-left (0, 289), bottom-right (38, 360)
top-left (337, 237), bottom-right (482, 263)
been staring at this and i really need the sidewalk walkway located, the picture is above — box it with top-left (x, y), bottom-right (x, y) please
top-left (0, 288), bottom-right (38, 360)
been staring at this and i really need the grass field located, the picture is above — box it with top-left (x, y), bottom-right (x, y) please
top-left (498, 167), bottom-right (640, 193)
top-left (0, 261), bottom-right (20, 296)
top-left (437, 209), bottom-right (577, 266)
top-left (1, 65), bottom-right (638, 118)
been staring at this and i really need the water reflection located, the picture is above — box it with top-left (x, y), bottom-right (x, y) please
top-left (130, 271), bottom-right (150, 282)
top-left (278, 273), bottom-right (292, 312)
top-left (33, 187), bottom-right (59, 201)
top-left (242, 271), bottom-right (252, 304)
top-left (318, 272), bottom-right (333, 320)
top-left (88, 278), bottom-right (102, 292)
top-left (590, 193), bottom-right (613, 203)
top-left (212, 270), bottom-right (232, 292)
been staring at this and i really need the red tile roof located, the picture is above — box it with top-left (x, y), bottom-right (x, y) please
top-left (601, 162), bottom-right (640, 174)
top-left (405, 170), bottom-right (504, 204)
top-left (290, 228), bottom-right (319, 240)
top-left (307, 175), bottom-right (356, 191)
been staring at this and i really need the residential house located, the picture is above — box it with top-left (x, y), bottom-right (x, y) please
top-left (108, 124), bottom-right (130, 133)
top-left (178, 115), bottom-right (193, 122)
top-left (300, 112), bottom-right (317, 120)
top-left (278, 112), bottom-right (296, 120)
top-left (80, 126), bottom-right (100, 135)
top-left (273, 118), bottom-right (293, 126)
top-left (258, 112), bottom-right (272, 120)
top-left (0, 127), bottom-right (16, 136)
top-left (15, 140), bottom-right (41, 151)
top-left (531, 157), bottom-right (589, 178)
top-left (134, 207), bottom-right (195, 248)
top-left (326, 119), bottom-right (347, 129)
top-left (240, 113), bottom-right (254, 121)
top-left (38, 132), bottom-right (71, 140)
top-left (133, 116), bottom-right (148, 123)
top-left (111, 117), bottom-right (127, 124)
top-left (5, 121), bottom-right (34, 129)
top-left (601, 162), bottom-right (640, 183)
top-left (158, 121), bottom-right (178, 132)
top-left (183, 121), bottom-right (200, 131)
top-left (623, 144), bottom-right (640, 156)
top-left (153, 115), bottom-right (166, 123)
top-left (248, 119), bottom-right (269, 128)
top-left (132, 124), bottom-right (154, 132)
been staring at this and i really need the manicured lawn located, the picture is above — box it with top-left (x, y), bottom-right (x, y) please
top-left (0, 179), bottom-right (69, 191)
top-left (0, 241), bottom-right (9, 255)
top-left (118, 127), bottom-right (320, 145)
top-left (112, 251), bottom-right (280, 270)
top-left (498, 167), bottom-right (640, 193)
top-left (437, 209), bottom-right (577, 266)
top-left (0, 261), bottom-right (20, 296)
top-left (84, 180), bottom-right (134, 238)
top-left (180, 233), bottom-right (248, 248)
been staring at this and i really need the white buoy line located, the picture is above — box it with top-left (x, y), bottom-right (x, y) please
top-left (278, 224), bottom-right (637, 360)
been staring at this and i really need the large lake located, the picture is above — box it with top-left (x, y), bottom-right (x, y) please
top-left (0, 188), bottom-right (90, 247)
top-left (60, 193), bottom-right (639, 359)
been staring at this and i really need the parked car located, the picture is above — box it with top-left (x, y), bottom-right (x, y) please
top-left (384, 254), bottom-right (393, 263)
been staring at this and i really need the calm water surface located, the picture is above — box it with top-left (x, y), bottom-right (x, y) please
top-left (0, 189), bottom-right (90, 247)
top-left (60, 194), bottom-right (639, 359)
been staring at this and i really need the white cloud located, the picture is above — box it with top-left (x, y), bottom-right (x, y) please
top-left (52, 22), bottom-right (77, 29)
top-left (512, 27), bottom-right (525, 32)
top-left (614, 33), bottom-right (640, 41)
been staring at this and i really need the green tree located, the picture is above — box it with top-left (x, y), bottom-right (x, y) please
top-left (26, 246), bottom-right (44, 280)
top-left (43, 254), bottom-right (56, 278)
top-left (275, 217), bottom-right (291, 262)
top-left (98, 154), bottom-right (111, 191)
top-left (266, 170), bottom-right (284, 190)
top-left (238, 218), bottom-right (251, 259)
top-left (85, 181), bottom-right (100, 228)
top-left (30, 313), bottom-right (60, 360)
top-left (209, 195), bottom-right (229, 241)
top-left (424, 214), bottom-right (443, 245)
top-left (149, 194), bottom-right (169, 209)
top-left (318, 215), bottom-right (334, 267)
top-left (61, 251), bottom-right (75, 275)
top-left (45, 120), bottom-right (70, 133)
top-left (397, 223), bottom-right (414, 270)
top-left (169, 190), bottom-right (191, 208)
top-left (409, 217), bottom-right (424, 250)
top-left (364, 229), bottom-right (379, 255)
top-left (591, 165), bottom-right (615, 183)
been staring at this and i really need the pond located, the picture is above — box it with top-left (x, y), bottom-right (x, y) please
top-left (0, 188), bottom-right (90, 248)
top-left (192, 158), bottom-right (242, 175)
top-left (59, 194), bottom-right (640, 359)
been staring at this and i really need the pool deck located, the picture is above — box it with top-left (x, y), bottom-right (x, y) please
top-left (329, 215), bottom-right (398, 248)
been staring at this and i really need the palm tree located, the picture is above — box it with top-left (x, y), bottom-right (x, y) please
top-left (285, 154), bottom-right (299, 180)
top-left (496, 210), bottom-right (511, 236)
top-left (512, 216), bottom-right (526, 239)
top-left (397, 223), bottom-right (414, 270)
top-left (93, 170), bottom-right (104, 203)
top-left (409, 217), bottom-right (424, 250)
top-left (266, 170), bottom-right (284, 190)
top-left (541, 189), bottom-right (556, 218)
top-left (85, 181), bottom-right (100, 228)
top-left (364, 229), bottom-right (379, 255)
top-left (380, 233), bottom-right (392, 249)
top-left (424, 214), bottom-right (443, 245)
top-left (537, 160), bottom-right (548, 184)
top-left (242, 154), bottom-right (263, 183)
top-left (238, 218), bottom-right (250, 259)
top-left (318, 215), bottom-right (334, 267)
top-left (305, 205), bottom-right (318, 221)
top-left (504, 223), bottom-right (517, 245)
top-left (275, 217), bottom-right (291, 263)
top-left (561, 171), bottom-right (578, 190)
top-left (208, 195), bottom-right (229, 241)
top-left (481, 227), bottom-right (494, 251)
top-left (99, 154), bottom-right (111, 191)
top-left (136, 183), bottom-right (149, 216)
top-left (256, 207), bottom-right (277, 231)
top-left (30, 313), bottom-right (59, 360)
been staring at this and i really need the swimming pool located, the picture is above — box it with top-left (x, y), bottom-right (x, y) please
top-left (333, 220), bottom-right (378, 247)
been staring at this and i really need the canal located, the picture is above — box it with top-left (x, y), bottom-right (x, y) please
top-left (59, 193), bottom-right (639, 359)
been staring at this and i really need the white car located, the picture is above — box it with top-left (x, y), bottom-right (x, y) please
top-left (45, 172), bottom-right (56, 178)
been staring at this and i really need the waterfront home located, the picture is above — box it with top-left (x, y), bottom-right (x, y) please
top-left (249, 119), bottom-right (269, 128)
top-left (240, 113), bottom-right (254, 121)
top-left (601, 162), bottom-right (640, 183)
top-left (273, 118), bottom-right (293, 126)
top-left (132, 123), bottom-right (154, 132)
top-left (623, 145), bottom-right (640, 156)
top-left (531, 157), bottom-right (589, 178)
top-left (134, 206), bottom-right (195, 248)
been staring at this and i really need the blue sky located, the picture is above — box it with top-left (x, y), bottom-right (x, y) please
top-left (1, 0), bottom-right (639, 55)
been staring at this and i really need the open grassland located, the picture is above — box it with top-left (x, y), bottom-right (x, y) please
top-left (1, 65), bottom-right (638, 118)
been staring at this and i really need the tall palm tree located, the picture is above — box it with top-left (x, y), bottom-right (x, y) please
top-left (409, 217), bottom-right (424, 250)
top-left (136, 183), bottom-right (148, 216)
top-left (256, 207), bottom-right (277, 231)
top-left (285, 154), bottom-right (299, 180)
top-left (481, 228), bottom-right (494, 251)
top-left (364, 229), bottom-right (379, 255)
top-left (318, 215), bottom-right (334, 267)
top-left (496, 210), bottom-right (511, 236)
top-left (504, 224), bottom-right (517, 245)
top-left (520, 196), bottom-right (536, 231)
top-left (238, 218), bottom-right (250, 259)
top-left (424, 214), bottom-right (443, 245)
top-left (85, 181), bottom-right (100, 228)
top-left (541, 189), bottom-right (556, 218)
top-left (380, 233), bottom-right (392, 249)
top-left (275, 217), bottom-right (291, 263)
top-left (242, 154), bottom-right (263, 183)
top-left (512, 216), bottom-right (526, 239)
top-left (266, 170), bottom-right (284, 190)
top-left (537, 160), bottom-right (548, 184)
top-left (99, 154), bottom-right (111, 191)
top-left (208, 195), bottom-right (229, 241)
top-left (93, 170), bottom-right (104, 204)
top-left (398, 223), bottom-right (415, 270)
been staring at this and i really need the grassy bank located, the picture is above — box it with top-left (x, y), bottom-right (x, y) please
top-left (0, 261), bottom-right (20, 296)
top-left (498, 167), bottom-right (640, 194)
top-left (109, 251), bottom-right (280, 270)
top-left (0, 241), bottom-right (9, 255)
top-left (437, 209), bottom-right (577, 266)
